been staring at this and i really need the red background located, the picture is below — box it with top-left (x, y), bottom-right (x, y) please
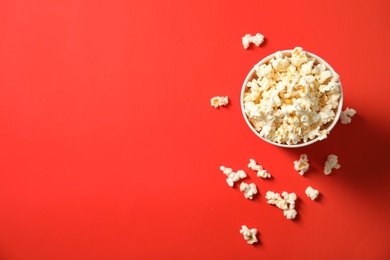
top-left (0, 0), bottom-right (389, 259)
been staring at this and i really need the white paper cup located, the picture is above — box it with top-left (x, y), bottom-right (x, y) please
top-left (240, 49), bottom-right (343, 148)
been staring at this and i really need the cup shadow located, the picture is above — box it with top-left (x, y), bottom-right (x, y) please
top-left (286, 114), bottom-right (390, 189)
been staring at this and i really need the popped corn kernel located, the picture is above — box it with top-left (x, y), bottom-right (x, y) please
top-left (240, 225), bottom-right (258, 244)
top-left (242, 33), bottom-right (264, 49)
top-left (283, 208), bottom-right (297, 220)
top-left (240, 182), bottom-right (258, 200)
top-left (248, 159), bottom-right (271, 178)
top-left (248, 158), bottom-right (258, 170)
top-left (282, 192), bottom-right (297, 206)
top-left (220, 166), bottom-right (247, 187)
top-left (340, 107), bottom-right (356, 124)
top-left (293, 154), bottom-right (309, 176)
top-left (305, 186), bottom-right (319, 200)
top-left (243, 47), bottom-right (342, 145)
top-left (266, 191), bottom-right (298, 219)
top-left (324, 154), bottom-right (340, 175)
top-left (210, 96), bottom-right (229, 108)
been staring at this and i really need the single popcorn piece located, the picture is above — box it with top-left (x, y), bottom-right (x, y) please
top-left (242, 33), bottom-right (264, 49)
top-left (266, 191), bottom-right (298, 219)
top-left (324, 154), bottom-right (341, 175)
top-left (240, 182), bottom-right (258, 200)
top-left (220, 166), bottom-right (247, 187)
top-left (283, 208), bottom-right (297, 220)
top-left (305, 186), bottom-right (319, 200)
top-left (240, 225), bottom-right (258, 244)
top-left (248, 158), bottom-right (271, 178)
top-left (243, 47), bottom-right (342, 145)
top-left (340, 107), bottom-right (356, 124)
top-left (293, 154), bottom-right (309, 176)
top-left (210, 96), bottom-right (229, 108)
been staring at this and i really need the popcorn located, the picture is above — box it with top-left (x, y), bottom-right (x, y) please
top-left (265, 191), bottom-right (298, 219)
top-left (265, 191), bottom-right (284, 207)
top-left (220, 166), bottom-right (247, 187)
top-left (293, 154), bottom-right (309, 176)
top-left (324, 154), bottom-right (340, 175)
top-left (282, 191), bottom-right (297, 208)
top-left (240, 225), bottom-right (258, 244)
top-left (242, 33), bottom-right (264, 49)
top-left (340, 107), bottom-right (356, 124)
top-left (243, 47), bottom-right (342, 145)
top-left (248, 158), bottom-right (271, 178)
top-left (240, 182), bottom-right (258, 200)
top-left (305, 186), bottom-right (319, 200)
top-left (210, 96), bottom-right (229, 108)
top-left (283, 208), bottom-right (297, 220)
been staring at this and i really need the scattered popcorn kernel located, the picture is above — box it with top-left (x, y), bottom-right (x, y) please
top-left (242, 33), bottom-right (264, 49)
top-left (240, 225), bottom-right (258, 244)
top-left (240, 182), bottom-right (258, 200)
top-left (283, 208), bottom-right (297, 220)
top-left (243, 47), bottom-right (342, 145)
top-left (340, 107), bottom-right (356, 124)
top-left (242, 34), bottom-right (251, 49)
top-left (265, 191), bottom-right (281, 203)
top-left (305, 186), bottom-right (319, 200)
top-left (282, 192), bottom-right (297, 207)
top-left (220, 166), bottom-right (247, 187)
top-left (293, 154), bottom-right (309, 176)
top-left (251, 33), bottom-right (264, 47)
top-left (248, 158), bottom-right (271, 178)
top-left (275, 198), bottom-right (288, 210)
top-left (324, 154), bottom-right (340, 175)
top-left (256, 166), bottom-right (271, 179)
top-left (210, 96), bottom-right (229, 108)
top-left (248, 159), bottom-right (257, 170)
top-left (266, 191), bottom-right (298, 219)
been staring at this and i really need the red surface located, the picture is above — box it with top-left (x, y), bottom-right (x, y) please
top-left (0, 0), bottom-right (389, 259)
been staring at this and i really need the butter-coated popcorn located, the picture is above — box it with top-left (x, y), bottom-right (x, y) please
top-left (248, 159), bottom-right (271, 178)
top-left (305, 186), bottom-right (319, 200)
top-left (240, 182), bottom-right (258, 200)
top-left (340, 107), bottom-right (356, 124)
top-left (324, 154), bottom-right (340, 175)
top-left (293, 154), bottom-right (309, 176)
top-left (242, 33), bottom-right (264, 49)
top-left (220, 166), bottom-right (247, 187)
top-left (243, 47), bottom-right (341, 145)
top-left (240, 225), bottom-right (258, 244)
top-left (211, 96), bottom-right (229, 108)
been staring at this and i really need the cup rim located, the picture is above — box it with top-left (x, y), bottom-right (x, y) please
top-left (240, 49), bottom-right (344, 148)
